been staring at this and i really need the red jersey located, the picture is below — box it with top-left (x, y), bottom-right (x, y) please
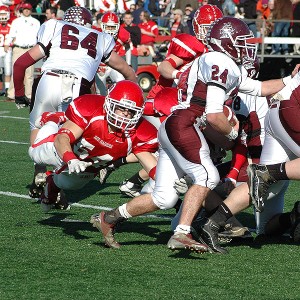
top-left (138, 20), bottom-right (158, 45)
top-left (0, 22), bottom-right (11, 47)
top-left (65, 94), bottom-right (158, 168)
top-left (147, 34), bottom-right (207, 99)
top-left (92, 26), bottom-right (130, 55)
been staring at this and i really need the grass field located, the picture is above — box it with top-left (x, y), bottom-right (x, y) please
top-left (1, 98), bottom-right (300, 300)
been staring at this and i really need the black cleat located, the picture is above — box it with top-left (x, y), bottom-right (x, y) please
top-left (199, 219), bottom-right (228, 254)
top-left (247, 164), bottom-right (277, 213)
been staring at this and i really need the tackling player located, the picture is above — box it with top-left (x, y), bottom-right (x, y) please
top-left (29, 81), bottom-right (158, 212)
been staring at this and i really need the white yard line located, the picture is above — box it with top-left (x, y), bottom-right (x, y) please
top-left (0, 115), bottom-right (28, 120)
top-left (0, 140), bottom-right (29, 145)
top-left (0, 190), bottom-right (172, 220)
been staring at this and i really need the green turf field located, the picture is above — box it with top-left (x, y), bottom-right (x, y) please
top-left (0, 99), bottom-right (299, 300)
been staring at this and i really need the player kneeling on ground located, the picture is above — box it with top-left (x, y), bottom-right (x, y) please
top-left (28, 80), bottom-right (158, 212)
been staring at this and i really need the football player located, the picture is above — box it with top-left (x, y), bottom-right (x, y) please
top-left (99, 5), bottom-right (224, 195)
top-left (29, 81), bottom-right (158, 212)
top-left (0, 5), bottom-right (12, 96)
top-left (94, 12), bottom-right (132, 95)
top-left (91, 17), bottom-right (298, 253)
top-left (13, 6), bottom-right (136, 199)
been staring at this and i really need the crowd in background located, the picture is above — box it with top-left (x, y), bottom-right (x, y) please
top-left (0, 0), bottom-right (300, 99)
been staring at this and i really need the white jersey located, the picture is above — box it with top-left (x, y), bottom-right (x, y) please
top-left (38, 19), bottom-right (115, 82)
top-left (176, 52), bottom-right (262, 114)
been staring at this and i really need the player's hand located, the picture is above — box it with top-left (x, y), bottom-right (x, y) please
top-left (68, 159), bottom-right (92, 174)
top-left (15, 96), bottom-right (30, 109)
top-left (174, 176), bottom-right (193, 195)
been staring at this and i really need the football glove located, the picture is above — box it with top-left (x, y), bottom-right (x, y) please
top-left (68, 159), bottom-right (92, 174)
top-left (174, 176), bottom-right (193, 195)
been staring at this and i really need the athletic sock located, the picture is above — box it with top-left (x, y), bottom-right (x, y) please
top-left (128, 171), bottom-right (146, 185)
top-left (210, 203), bottom-right (233, 227)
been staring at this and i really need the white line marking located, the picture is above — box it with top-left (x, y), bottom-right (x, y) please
top-left (0, 190), bottom-right (172, 220)
top-left (0, 111), bottom-right (11, 115)
top-left (0, 140), bottom-right (29, 145)
top-left (0, 115), bottom-right (28, 120)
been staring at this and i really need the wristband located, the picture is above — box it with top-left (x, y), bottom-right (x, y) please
top-left (282, 75), bottom-right (292, 86)
top-left (225, 127), bottom-right (238, 141)
top-left (62, 151), bottom-right (77, 163)
top-left (172, 70), bottom-right (182, 79)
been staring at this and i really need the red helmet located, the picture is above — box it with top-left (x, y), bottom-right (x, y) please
top-left (0, 5), bottom-right (10, 22)
top-left (243, 56), bottom-right (260, 79)
top-left (154, 87), bottom-right (179, 116)
top-left (192, 5), bottom-right (223, 43)
top-left (63, 6), bottom-right (93, 28)
top-left (104, 81), bottom-right (144, 131)
top-left (206, 17), bottom-right (257, 64)
top-left (100, 12), bottom-right (120, 38)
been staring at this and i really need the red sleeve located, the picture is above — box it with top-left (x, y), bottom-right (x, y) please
top-left (225, 141), bottom-right (248, 181)
top-left (65, 95), bottom-right (105, 130)
top-left (132, 118), bottom-right (158, 154)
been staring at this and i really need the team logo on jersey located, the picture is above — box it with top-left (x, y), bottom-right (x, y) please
top-left (220, 23), bottom-right (234, 39)
top-left (94, 136), bottom-right (113, 149)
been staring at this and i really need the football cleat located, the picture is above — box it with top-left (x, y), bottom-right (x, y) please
top-left (98, 165), bottom-right (116, 185)
top-left (290, 201), bottom-right (300, 243)
top-left (54, 190), bottom-right (71, 211)
top-left (119, 179), bottom-right (141, 198)
top-left (90, 212), bottom-right (121, 249)
top-left (28, 172), bottom-right (47, 199)
top-left (218, 223), bottom-right (252, 243)
top-left (247, 164), bottom-right (277, 213)
top-left (40, 174), bottom-right (61, 212)
top-left (34, 112), bottom-right (67, 129)
top-left (15, 95), bottom-right (30, 109)
top-left (167, 232), bottom-right (208, 253)
top-left (199, 219), bottom-right (228, 254)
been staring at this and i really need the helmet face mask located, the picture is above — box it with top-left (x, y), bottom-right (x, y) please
top-left (206, 17), bottom-right (257, 64)
top-left (100, 12), bottom-right (120, 38)
top-left (0, 5), bottom-right (10, 22)
top-left (63, 6), bottom-right (93, 28)
top-left (192, 5), bottom-right (223, 43)
top-left (104, 81), bottom-right (144, 132)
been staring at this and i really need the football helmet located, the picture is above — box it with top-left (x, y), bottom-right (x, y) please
top-left (192, 5), bottom-right (223, 43)
top-left (0, 5), bottom-right (10, 22)
top-left (104, 81), bottom-right (144, 131)
top-left (206, 16), bottom-right (257, 64)
top-left (63, 6), bottom-right (93, 28)
top-left (100, 12), bottom-right (120, 38)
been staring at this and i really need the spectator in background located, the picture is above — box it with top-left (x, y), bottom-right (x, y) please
top-left (148, 0), bottom-right (166, 26)
top-left (291, 0), bottom-right (300, 55)
top-left (59, 0), bottom-right (76, 11)
top-left (45, 6), bottom-right (57, 20)
top-left (222, 0), bottom-right (236, 16)
top-left (138, 10), bottom-right (158, 56)
top-left (94, 0), bottom-right (115, 14)
top-left (117, 0), bottom-right (136, 14)
top-left (270, 0), bottom-right (292, 55)
top-left (132, 0), bottom-right (144, 24)
top-left (170, 9), bottom-right (189, 37)
top-left (122, 10), bottom-right (141, 72)
top-left (175, 0), bottom-right (199, 12)
top-left (242, 0), bottom-right (258, 38)
top-left (256, 0), bottom-right (272, 38)
top-left (5, 2), bottom-right (40, 100)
